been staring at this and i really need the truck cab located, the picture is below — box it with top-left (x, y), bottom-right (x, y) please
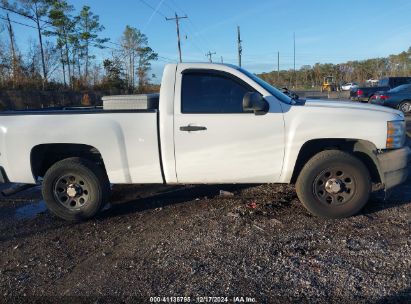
top-left (159, 63), bottom-right (286, 184)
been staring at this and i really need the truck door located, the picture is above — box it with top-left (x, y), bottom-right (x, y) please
top-left (173, 67), bottom-right (285, 184)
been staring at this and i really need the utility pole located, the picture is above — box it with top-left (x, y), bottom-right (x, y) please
top-left (237, 26), bottom-right (242, 67)
top-left (35, 11), bottom-right (47, 86)
top-left (6, 13), bottom-right (17, 88)
top-left (60, 47), bottom-right (66, 87)
top-left (166, 13), bottom-right (188, 63)
top-left (293, 32), bottom-right (296, 87)
top-left (205, 51), bottom-right (216, 63)
top-left (277, 51), bottom-right (280, 83)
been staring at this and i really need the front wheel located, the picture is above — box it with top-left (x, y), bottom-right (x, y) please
top-left (296, 150), bottom-right (371, 219)
top-left (398, 100), bottom-right (411, 114)
top-left (42, 157), bottom-right (110, 221)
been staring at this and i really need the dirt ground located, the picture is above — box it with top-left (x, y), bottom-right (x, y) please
top-left (0, 137), bottom-right (410, 303)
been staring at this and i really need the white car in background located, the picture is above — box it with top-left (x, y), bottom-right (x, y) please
top-left (341, 82), bottom-right (359, 91)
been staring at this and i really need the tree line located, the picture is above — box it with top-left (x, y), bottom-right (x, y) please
top-left (0, 0), bottom-right (409, 94)
top-left (0, 0), bottom-right (158, 93)
top-left (259, 47), bottom-right (411, 89)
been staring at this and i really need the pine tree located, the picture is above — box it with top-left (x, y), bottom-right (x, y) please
top-left (75, 5), bottom-right (108, 85)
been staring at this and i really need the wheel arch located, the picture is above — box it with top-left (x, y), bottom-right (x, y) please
top-left (30, 143), bottom-right (107, 181)
top-left (290, 138), bottom-right (382, 187)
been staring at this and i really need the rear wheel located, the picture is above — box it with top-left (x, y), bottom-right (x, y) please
top-left (296, 150), bottom-right (371, 218)
top-left (42, 157), bottom-right (110, 221)
top-left (398, 100), bottom-right (411, 114)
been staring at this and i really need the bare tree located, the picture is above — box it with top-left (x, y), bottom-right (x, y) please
top-left (3, 13), bottom-right (22, 87)
top-left (2, 0), bottom-right (51, 86)
top-left (0, 24), bottom-right (13, 84)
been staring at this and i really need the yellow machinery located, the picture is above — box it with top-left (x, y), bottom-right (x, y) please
top-left (321, 76), bottom-right (337, 92)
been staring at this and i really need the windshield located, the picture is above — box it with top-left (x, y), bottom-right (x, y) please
top-left (237, 67), bottom-right (293, 104)
top-left (389, 84), bottom-right (411, 93)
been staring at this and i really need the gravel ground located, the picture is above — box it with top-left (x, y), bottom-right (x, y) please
top-left (0, 182), bottom-right (410, 302)
top-left (0, 140), bottom-right (410, 303)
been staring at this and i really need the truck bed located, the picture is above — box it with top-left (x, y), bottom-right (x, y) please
top-left (0, 109), bottom-right (164, 184)
top-left (0, 93), bottom-right (160, 115)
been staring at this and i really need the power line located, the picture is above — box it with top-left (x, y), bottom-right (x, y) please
top-left (169, 0), bottom-right (186, 14)
top-left (104, 40), bottom-right (176, 62)
top-left (101, 42), bottom-right (177, 63)
top-left (0, 4), bottom-right (52, 26)
top-left (137, 0), bottom-right (168, 18)
top-left (185, 20), bottom-right (211, 53)
top-left (160, 0), bottom-right (177, 14)
top-left (136, 1), bottom-right (191, 62)
top-left (142, 0), bottom-right (166, 32)
top-left (160, 0), bottom-right (213, 57)
top-left (158, 55), bottom-right (178, 62)
top-left (0, 4), bottom-right (35, 20)
top-left (187, 19), bottom-right (214, 50)
top-left (0, 15), bottom-right (37, 29)
top-left (139, 1), bottom-right (215, 62)
top-left (180, 22), bottom-right (205, 54)
top-left (1, 0), bottom-right (178, 65)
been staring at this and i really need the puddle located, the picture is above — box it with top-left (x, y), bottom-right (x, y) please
top-left (15, 201), bottom-right (47, 220)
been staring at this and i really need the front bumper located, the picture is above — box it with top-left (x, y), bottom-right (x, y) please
top-left (377, 146), bottom-right (411, 190)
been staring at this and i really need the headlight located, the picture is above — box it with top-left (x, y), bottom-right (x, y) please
top-left (387, 120), bottom-right (406, 149)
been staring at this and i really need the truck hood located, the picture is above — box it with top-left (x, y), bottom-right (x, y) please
top-left (303, 99), bottom-right (403, 117)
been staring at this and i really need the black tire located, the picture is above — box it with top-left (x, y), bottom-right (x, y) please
top-left (398, 100), bottom-right (411, 114)
top-left (296, 150), bottom-right (371, 219)
top-left (42, 157), bottom-right (110, 221)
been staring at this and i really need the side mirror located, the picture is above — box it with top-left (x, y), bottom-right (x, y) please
top-left (282, 87), bottom-right (299, 100)
top-left (242, 92), bottom-right (269, 115)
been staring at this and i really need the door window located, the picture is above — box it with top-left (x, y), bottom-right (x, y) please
top-left (181, 72), bottom-right (253, 113)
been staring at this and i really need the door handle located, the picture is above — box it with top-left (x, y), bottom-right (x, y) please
top-left (180, 125), bottom-right (207, 132)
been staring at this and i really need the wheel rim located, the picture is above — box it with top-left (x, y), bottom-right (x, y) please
top-left (313, 168), bottom-right (356, 206)
top-left (53, 174), bottom-right (90, 210)
top-left (400, 102), bottom-right (411, 113)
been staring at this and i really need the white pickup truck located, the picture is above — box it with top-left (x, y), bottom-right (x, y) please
top-left (0, 63), bottom-right (409, 221)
